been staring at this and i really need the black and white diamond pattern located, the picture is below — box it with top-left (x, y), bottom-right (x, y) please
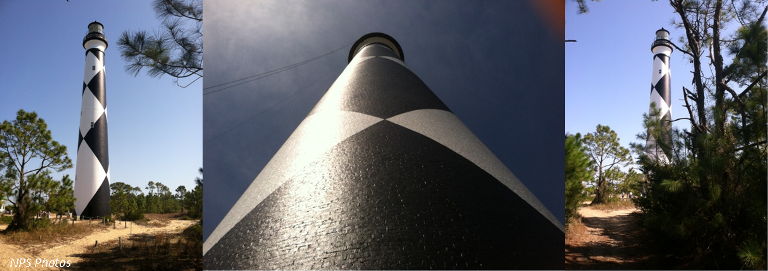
top-left (204, 40), bottom-right (563, 269)
top-left (647, 50), bottom-right (673, 162)
top-left (74, 45), bottom-right (111, 218)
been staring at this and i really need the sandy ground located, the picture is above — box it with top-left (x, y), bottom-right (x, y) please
top-left (565, 202), bottom-right (670, 269)
top-left (0, 219), bottom-right (196, 270)
top-left (0, 231), bottom-right (40, 270)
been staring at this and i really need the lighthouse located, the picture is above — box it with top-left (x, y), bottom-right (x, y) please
top-left (74, 21), bottom-right (111, 219)
top-left (204, 33), bottom-right (563, 269)
top-left (646, 28), bottom-right (674, 162)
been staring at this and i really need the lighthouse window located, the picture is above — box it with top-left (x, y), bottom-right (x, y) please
top-left (91, 122), bottom-right (94, 128)
top-left (659, 69), bottom-right (662, 74)
top-left (93, 66), bottom-right (95, 70)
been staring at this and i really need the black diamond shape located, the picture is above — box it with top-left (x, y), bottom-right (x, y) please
top-left (87, 48), bottom-right (102, 62)
top-left (87, 70), bottom-right (107, 109)
top-left (78, 130), bottom-right (83, 151)
top-left (82, 112), bottom-right (109, 174)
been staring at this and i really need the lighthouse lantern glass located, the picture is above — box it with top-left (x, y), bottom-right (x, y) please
top-left (88, 24), bottom-right (103, 34)
top-left (656, 30), bottom-right (669, 41)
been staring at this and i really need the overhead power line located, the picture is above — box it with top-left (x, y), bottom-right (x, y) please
top-left (203, 42), bottom-right (353, 95)
top-left (204, 67), bottom-right (337, 145)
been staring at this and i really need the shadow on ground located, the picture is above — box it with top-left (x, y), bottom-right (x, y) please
top-left (565, 211), bottom-right (676, 270)
top-left (70, 231), bottom-right (202, 271)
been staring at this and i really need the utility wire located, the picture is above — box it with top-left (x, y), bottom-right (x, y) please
top-left (203, 42), bottom-right (353, 95)
top-left (204, 67), bottom-right (337, 145)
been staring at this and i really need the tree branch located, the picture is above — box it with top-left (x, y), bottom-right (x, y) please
top-left (737, 70), bottom-right (768, 99)
top-left (758, 4), bottom-right (768, 26)
top-left (736, 140), bottom-right (767, 151)
top-left (720, 82), bottom-right (746, 108)
top-left (683, 87), bottom-right (703, 133)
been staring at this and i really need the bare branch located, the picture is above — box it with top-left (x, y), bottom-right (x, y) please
top-left (737, 70), bottom-right (768, 99)
top-left (735, 140), bottom-right (767, 151)
top-left (683, 86), bottom-right (703, 133)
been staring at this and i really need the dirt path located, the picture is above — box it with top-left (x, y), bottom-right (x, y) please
top-left (0, 220), bottom-right (196, 270)
top-left (565, 203), bottom-right (670, 269)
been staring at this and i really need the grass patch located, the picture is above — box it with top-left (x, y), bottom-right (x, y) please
top-left (591, 200), bottom-right (636, 212)
top-left (132, 218), bottom-right (171, 228)
top-left (1, 219), bottom-right (106, 255)
top-left (565, 215), bottom-right (587, 242)
top-left (0, 215), bottom-right (13, 224)
top-left (75, 222), bottom-right (202, 271)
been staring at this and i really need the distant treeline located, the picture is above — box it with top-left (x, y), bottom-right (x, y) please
top-left (109, 168), bottom-right (203, 221)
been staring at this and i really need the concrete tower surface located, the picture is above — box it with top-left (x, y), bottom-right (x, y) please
top-left (646, 28), bottom-right (674, 162)
top-left (204, 33), bottom-right (563, 269)
top-left (74, 21), bottom-right (111, 219)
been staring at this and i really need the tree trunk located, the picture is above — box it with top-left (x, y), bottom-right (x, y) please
top-left (713, 0), bottom-right (727, 137)
top-left (592, 169), bottom-right (607, 205)
top-left (8, 189), bottom-right (31, 231)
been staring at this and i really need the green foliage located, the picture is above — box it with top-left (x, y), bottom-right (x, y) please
top-left (111, 179), bottom-right (186, 219)
top-left (182, 221), bottom-right (202, 240)
top-left (117, 0), bottom-right (202, 86)
top-left (109, 167), bottom-right (203, 220)
top-left (0, 109), bottom-right (72, 232)
top-left (123, 197), bottom-right (145, 221)
top-left (565, 133), bottom-right (591, 224)
top-left (727, 22), bottom-right (767, 86)
top-left (31, 217), bottom-right (51, 230)
top-left (176, 185), bottom-right (187, 213)
top-left (582, 125), bottom-right (632, 204)
top-left (615, 168), bottom-right (643, 196)
top-left (0, 216), bottom-right (12, 224)
top-left (45, 174), bottom-right (75, 216)
top-left (183, 168), bottom-right (202, 219)
top-left (738, 239), bottom-right (767, 270)
top-left (632, 76), bottom-right (766, 269)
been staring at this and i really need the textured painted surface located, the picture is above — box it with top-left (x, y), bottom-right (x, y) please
top-left (204, 36), bottom-right (563, 269)
top-left (205, 121), bottom-right (562, 269)
top-left (646, 36), bottom-right (673, 161)
top-left (74, 29), bottom-right (111, 218)
top-left (388, 109), bottom-right (564, 232)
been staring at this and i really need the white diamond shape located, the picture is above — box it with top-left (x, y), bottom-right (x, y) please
top-left (79, 89), bottom-right (105, 136)
top-left (83, 51), bottom-right (104, 84)
top-left (74, 141), bottom-right (108, 216)
top-left (651, 56), bottom-right (669, 86)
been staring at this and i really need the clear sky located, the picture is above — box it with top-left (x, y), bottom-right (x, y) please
top-left (203, 0), bottom-right (564, 241)
top-left (566, 0), bottom-right (696, 166)
top-left (0, 2), bottom-right (202, 197)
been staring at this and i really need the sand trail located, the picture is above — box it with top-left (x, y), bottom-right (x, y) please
top-left (0, 220), bottom-right (196, 270)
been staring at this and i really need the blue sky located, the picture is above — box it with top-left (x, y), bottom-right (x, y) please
top-left (203, 0), bottom-right (563, 241)
top-left (0, 1), bottom-right (202, 196)
top-left (566, 0), bottom-right (696, 166)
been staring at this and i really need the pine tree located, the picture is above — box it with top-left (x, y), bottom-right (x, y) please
top-left (0, 110), bottom-right (72, 231)
top-left (565, 133), bottom-right (592, 224)
top-left (583, 125), bottom-right (632, 205)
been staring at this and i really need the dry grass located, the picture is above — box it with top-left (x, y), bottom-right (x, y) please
top-left (565, 215), bottom-right (587, 242)
top-left (75, 222), bottom-right (202, 271)
top-left (0, 219), bottom-right (108, 256)
top-left (144, 212), bottom-right (185, 221)
top-left (590, 200), bottom-right (636, 212)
